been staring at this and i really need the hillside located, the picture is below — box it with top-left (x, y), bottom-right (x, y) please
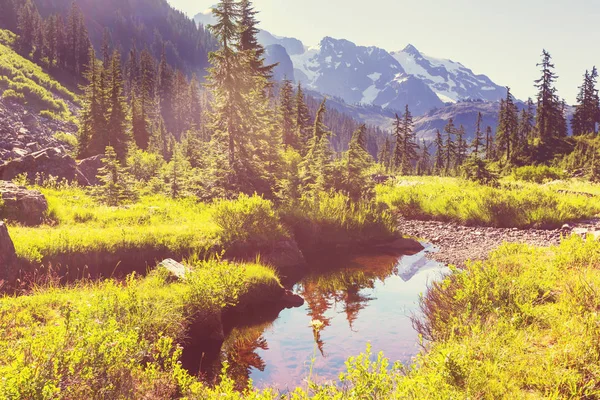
top-left (1, 0), bottom-right (217, 74)
top-left (0, 30), bottom-right (78, 161)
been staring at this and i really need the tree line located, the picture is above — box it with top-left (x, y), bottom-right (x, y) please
top-left (77, 0), bottom-right (378, 204)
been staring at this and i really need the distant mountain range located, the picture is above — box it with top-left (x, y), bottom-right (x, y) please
top-left (194, 8), bottom-right (510, 143)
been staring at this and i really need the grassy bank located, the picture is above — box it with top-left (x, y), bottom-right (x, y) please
top-left (0, 258), bottom-right (281, 399)
top-left (10, 189), bottom-right (285, 268)
top-left (376, 176), bottom-right (600, 228)
top-left (6, 187), bottom-right (397, 283)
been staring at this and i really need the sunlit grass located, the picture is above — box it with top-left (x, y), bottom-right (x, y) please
top-left (376, 176), bottom-right (600, 228)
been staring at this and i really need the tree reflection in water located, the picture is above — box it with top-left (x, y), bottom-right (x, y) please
top-left (200, 250), bottom-right (405, 390)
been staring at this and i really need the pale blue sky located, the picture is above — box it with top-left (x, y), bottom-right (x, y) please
top-left (168, 0), bottom-right (600, 103)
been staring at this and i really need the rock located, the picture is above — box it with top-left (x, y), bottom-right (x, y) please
top-left (0, 222), bottom-right (17, 286)
top-left (572, 227), bottom-right (589, 236)
top-left (592, 231), bottom-right (600, 241)
top-left (281, 290), bottom-right (305, 308)
top-left (0, 147), bottom-right (90, 186)
top-left (376, 237), bottom-right (425, 253)
top-left (158, 258), bottom-right (189, 280)
top-left (0, 181), bottom-right (48, 225)
top-left (77, 154), bottom-right (104, 186)
top-left (260, 239), bottom-right (307, 278)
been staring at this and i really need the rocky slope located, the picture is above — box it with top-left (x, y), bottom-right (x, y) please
top-left (0, 99), bottom-right (77, 162)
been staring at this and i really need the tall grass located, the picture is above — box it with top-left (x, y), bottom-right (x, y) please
top-left (281, 192), bottom-right (397, 255)
top-left (0, 259), bottom-right (281, 399)
top-left (376, 176), bottom-right (600, 228)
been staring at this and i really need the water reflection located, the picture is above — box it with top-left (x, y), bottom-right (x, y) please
top-left (197, 245), bottom-right (448, 391)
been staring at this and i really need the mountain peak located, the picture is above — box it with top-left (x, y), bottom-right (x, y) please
top-left (402, 44), bottom-right (421, 56)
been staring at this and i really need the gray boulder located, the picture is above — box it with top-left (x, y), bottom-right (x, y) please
top-left (0, 147), bottom-right (90, 186)
top-left (77, 154), bottom-right (104, 186)
top-left (0, 181), bottom-right (48, 225)
top-left (0, 222), bottom-right (17, 286)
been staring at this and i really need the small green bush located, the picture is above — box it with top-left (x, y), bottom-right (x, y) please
top-left (212, 194), bottom-right (288, 248)
top-left (2, 89), bottom-right (25, 103)
top-left (511, 165), bottom-right (566, 183)
top-left (53, 131), bottom-right (78, 148)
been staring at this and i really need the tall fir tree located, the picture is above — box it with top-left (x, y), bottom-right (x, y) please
top-left (485, 126), bottom-right (495, 161)
top-left (496, 87), bottom-right (519, 163)
top-left (107, 50), bottom-right (129, 161)
top-left (392, 113), bottom-right (403, 170)
top-left (455, 124), bottom-right (467, 168)
top-left (534, 50), bottom-right (567, 161)
top-left (433, 129), bottom-right (445, 174)
top-left (443, 119), bottom-right (457, 174)
top-left (207, 0), bottom-right (247, 170)
top-left (344, 124), bottom-right (373, 200)
top-left (572, 67), bottom-right (600, 135)
top-left (399, 105), bottom-right (419, 175)
top-left (295, 83), bottom-right (312, 153)
top-left (471, 112), bottom-right (484, 157)
top-left (279, 79), bottom-right (298, 148)
top-left (378, 137), bottom-right (392, 172)
top-left (238, 0), bottom-right (276, 80)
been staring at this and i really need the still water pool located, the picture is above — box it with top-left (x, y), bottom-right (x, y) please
top-left (199, 244), bottom-right (449, 391)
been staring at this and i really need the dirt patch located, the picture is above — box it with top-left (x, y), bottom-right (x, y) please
top-left (398, 217), bottom-right (600, 266)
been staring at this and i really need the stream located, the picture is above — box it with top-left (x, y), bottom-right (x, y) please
top-left (194, 243), bottom-right (449, 391)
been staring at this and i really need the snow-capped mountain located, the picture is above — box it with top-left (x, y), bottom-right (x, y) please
top-left (391, 44), bottom-right (505, 104)
top-left (289, 37), bottom-right (506, 116)
top-left (194, 7), bottom-right (507, 118)
top-left (291, 37), bottom-right (444, 116)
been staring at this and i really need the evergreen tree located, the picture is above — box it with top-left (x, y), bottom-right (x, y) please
top-left (471, 112), bottom-right (484, 157)
top-left (78, 47), bottom-right (102, 158)
top-left (301, 99), bottom-right (333, 194)
top-left (344, 124), bottom-right (373, 200)
top-left (107, 50), bottom-right (129, 161)
top-left (398, 105), bottom-right (418, 175)
top-left (517, 98), bottom-right (535, 160)
top-left (279, 78), bottom-right (297, 148)
top-left (572, 67), bottom-right (600, 136)
top-left (17, 0), bottom-right (37, 56)
top-left (534, 50), bottom-right (567, 161)
top-left (443, 119), bottom-right (457, 174)
top-left (485, 126), bottom-right (495, 161)
top-left (93, 146), bottom-right (137, 206)
top-left (158, 45), bottom-right (175, 133)
top-left (496, 88), bottom-right (519, 163)
top-left (417, 139), bottom-right (431, 176)
top-left (455, 124), bottom-right (467, 168)
top-left (392, 113), bottom-right (403, 170)
top-left (188, 73), bottom-right (203, 129)
top-left (207, 0), bottom-right (247, 169)
top-left (378, 137), bottom-right (392, 172)
top-left (238, 0), bottom-right (276, 80)
top-left (433, 129), bottom-right (445, 174)
top-left (44, 15), bottom-right (58, 66)
top-left (295, 83), bottom-right (312, 153)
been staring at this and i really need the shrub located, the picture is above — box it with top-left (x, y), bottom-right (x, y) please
top-left (127, 149), bottom-right (165, 182)
top-left (511, 165), bottom-right (566, 183)
top-left (2, 89), bottom-right (25, 103)
top-left (212, 194), bottom-right (288, 249)
top-left (282, 191), bottom-right (396, 253)
top-left (53, 131), bottom-right (78, 148)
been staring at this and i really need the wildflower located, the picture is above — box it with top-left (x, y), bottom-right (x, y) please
top-left (310, 319), bottom-right (324, 332)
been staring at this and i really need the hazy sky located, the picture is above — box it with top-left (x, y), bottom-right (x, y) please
top-left (167, 0), bottom-right (600, 103)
